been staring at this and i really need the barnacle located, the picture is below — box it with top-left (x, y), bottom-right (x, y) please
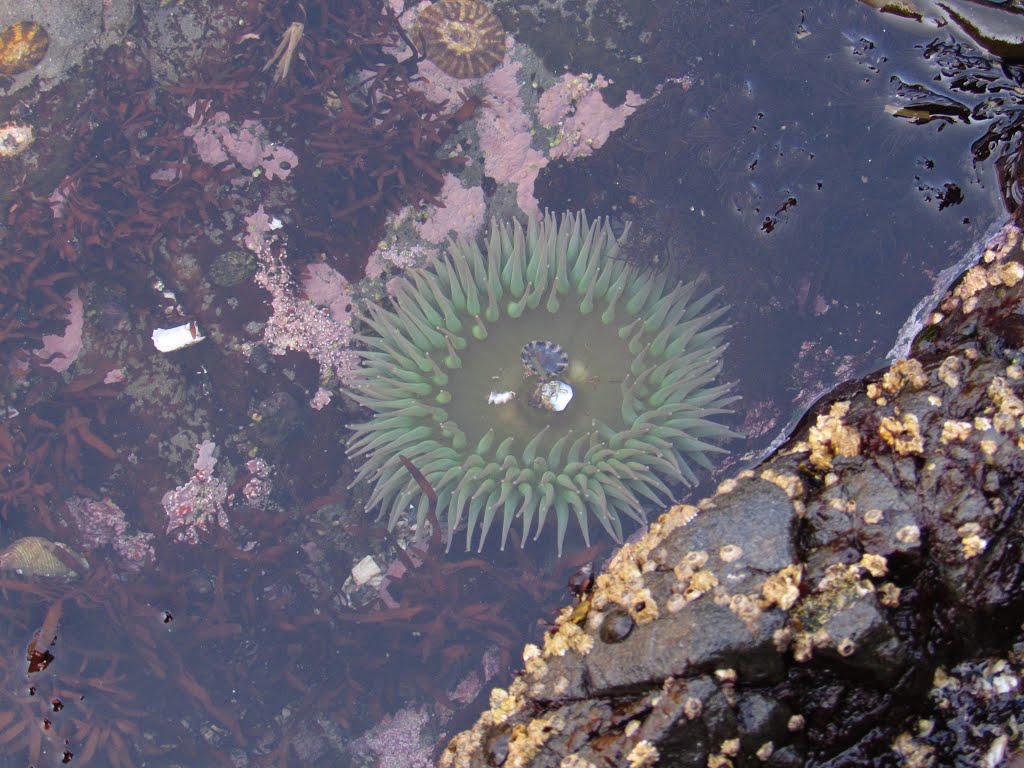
top-left (413, 0), bottom-right (506, 79)
top-left (346, 212), bottom-right (739, 554)
top-left (0, 122), bottom-right (34, 158)
top-left (0, 21), bottom-right (49, 76)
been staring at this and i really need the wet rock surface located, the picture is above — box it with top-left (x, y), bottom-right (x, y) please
top-left (439, 219), bottom-right (1024, 766)
top-left (0, 0), bottom-right (135, 98)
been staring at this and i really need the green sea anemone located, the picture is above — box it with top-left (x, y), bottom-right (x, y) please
top-left (347, 212), bottom-right (738, 554)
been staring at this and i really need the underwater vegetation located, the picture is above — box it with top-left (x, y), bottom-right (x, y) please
top-left (0, 0), bottom-right (482, 534)
top-left (347, 212), bottom-right (739, 555)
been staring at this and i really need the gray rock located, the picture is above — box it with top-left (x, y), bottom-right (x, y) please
top-left (439, 220), bottom-right (1024, 767)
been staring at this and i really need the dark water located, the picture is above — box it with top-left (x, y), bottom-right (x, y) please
top-left (0, 1), bottom-right (1017, 766)
top-left (527, 0), bottom-right (1009, 462)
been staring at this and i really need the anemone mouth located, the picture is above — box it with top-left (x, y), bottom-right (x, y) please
top-left (347, 212), bottom-right (739, 555)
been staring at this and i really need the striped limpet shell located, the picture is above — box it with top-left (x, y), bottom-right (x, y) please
top-left (521, 339), bottom-right (568, 378)
top-left (412, 0), bottom-right (505, 79)
top-left (0, 21), bottom-right (49, 76)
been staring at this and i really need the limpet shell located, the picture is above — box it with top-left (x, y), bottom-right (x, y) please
top-left (598, 608), bottom-right (635, 644)
top-left (521, 339), bottom-right (569, 378)
top-left (0, 21), bottom-right (49, 76)
top-left (0, 536), bottom-right (89, 579)
top-left (412, 0), bottom-right (505, 79)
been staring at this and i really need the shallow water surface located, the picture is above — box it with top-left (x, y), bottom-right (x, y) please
top-left (532, 0), bottom-right (1010, 461)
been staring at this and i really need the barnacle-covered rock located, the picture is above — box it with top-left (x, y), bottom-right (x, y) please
top-left (440, 220), bottom-right (1024, 767)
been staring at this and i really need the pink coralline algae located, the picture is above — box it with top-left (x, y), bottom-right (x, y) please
top-left (539, 73), bottom-right (645, 160)
top-left (352, 706), bottom-right (434, 768)
top-left (365, 240), bottom-right (436, 280)
top-left (473, 60), bottom-right (646, 214)
top-left (415, 174), bottom-right (486, 244)
top-left (242, 205), bottom-right (282, 251)
top-left (309, 386), bottom-right (333, 410)
top-left (384, 13), bottom-right (644, 218)
top-left (184, 101), bottom-right (298, 180)
top-left (374, 544), bottom-right (427, 610)
top-left (63, 496), bottom-right (156, 572)
top-left (250, 235), bottom-right (360, 386)
top-left (242, 457), bottom-right (273, 508)
top-left (162, 440), bottom-right (230, 544)
top-left (33, 288), bottom-right (84, 372)
top-left (478, 57), bottom-right (548, 217)
top-left (301, 262), bottom-right (353, 326)
top-left (448, 644), bottom-right (502, 705)
top-left (475, 59), bottom-right (647, 214)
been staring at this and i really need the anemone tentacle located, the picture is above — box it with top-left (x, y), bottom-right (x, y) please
top-left (346, 212), bottom-right (739, 554)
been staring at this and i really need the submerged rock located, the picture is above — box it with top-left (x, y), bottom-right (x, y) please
top-left (439, 218), bottom-right (1024, 766)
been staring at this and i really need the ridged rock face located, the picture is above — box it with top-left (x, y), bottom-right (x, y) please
top-left (412, 0), bottom-right (506, 78)
top-left (347, 212), bottom-right (738, 554)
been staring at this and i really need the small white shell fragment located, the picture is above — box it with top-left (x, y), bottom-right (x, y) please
top-left (983, 734), bottom-right (1007, 768)
top-left (487, 390), bottom-right (516, 405)
top-left (351, 555), bottom-right (382, 586)
top-left (991, 673), bottom-right (1018, 695)
top-left (152, 322), bottom-right (205, 352)
top-left (530, 380), bottom-right (573, 412)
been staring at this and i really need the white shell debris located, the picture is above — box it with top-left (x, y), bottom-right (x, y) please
top-left (152, 321), bottom-right (205, 352)
top-left (530, 380), bottom-right (574, 412)
top-left (350, 555), bottom-right (382, 586)
top-left (487, 390), bottom-right (516, 405)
